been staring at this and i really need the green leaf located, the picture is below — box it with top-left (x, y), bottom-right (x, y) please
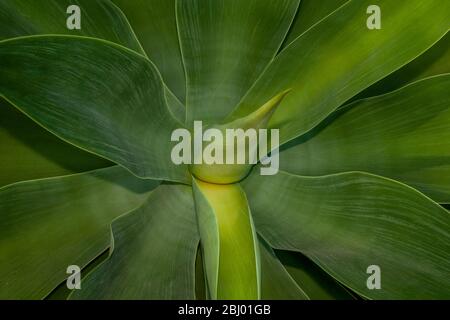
top-left (177, 0), bottom-right (300, 123)
top-left (0, 0), bottom-right (149, 184)
top-left (112, 0), bottom-right (186, 104)
top-left (259, 238), bottom-right (309, 300)
top-left (280, 75), bottom-right (450, 203)
top-left (230, 0), bottom-right (450, 145)
top-left (70, 184), bottom-right (199, 300)
top-left (275, 250), bottom-right (356, 300)
top-left (46, 249), bottom-right (110, 300)
top-left (165, 87), bottom-right (187, 124)
top-left (195, 246), bottom-right (207, 300)
top-left (0, 35), bottom-right (190, 183)
top-left (192, 178), bottom-right (260, 299)
top-left (0, 99), bottom-right (111, 187)
top-left (0, 0), bottom-right (185, 125)
top-left (282, 0), bottom-right (348, 48)
top-left (0, 166), bottom-right (158, 299)
top-left (355, 33), bottom-right (450, 100)
top-left (243, 170), bottom-right (450, 299)
top-left (0, 0), bottom-right (144, 53)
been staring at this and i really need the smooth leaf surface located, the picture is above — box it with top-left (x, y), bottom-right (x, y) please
top-left (281, 75), bottom-right (450, 203)
top-left (0, 100), bottom-right (111, 187)
top-left (0, 0), bottom-right (149, 184)
top-left (112, 0), bottom-right (186, 104)
top-left (192, 178), bottom-right (260, 299)
top-left (0, 36), bottom-right (190, 183)
top-left (355, 33), bottom-right (450, 100)
top-left (231, 0), bottom-right (450, 145)
top-left (243, 170), bottom-right (450, 299)
top-left (177, 0), bottom-right (299, 123)
top-left (0, 0), bottom-right (144, 53)
top-left (282, 0), bottom-right (348, 48)
top-left (0, 166), bottom-right (158, 299)
top-left (70, 184), bottom-right (199, 300)
top-left (259, 238), bottom-right (309, 300)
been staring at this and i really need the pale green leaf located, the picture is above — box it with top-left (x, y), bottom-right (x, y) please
top-left (192, 178), bottom-right (260, 299)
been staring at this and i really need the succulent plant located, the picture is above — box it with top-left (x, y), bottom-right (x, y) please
top-left (0, 0), bottom-right (449, 300)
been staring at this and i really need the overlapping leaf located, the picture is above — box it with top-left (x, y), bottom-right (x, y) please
top-left (192, 179), bottom-right (260, 299)
top-left (0, 166), bottom-right (158, 299)
top-left (275, 250), bottom-right (355, 300)
top-left (259, 239), bottom-right (309, 300)
top-left (356, 33), bottom-right (450, 100)
top-left (0, 0), bottom-right (144, 52)
top-left (282, 0), bottom-right (348, 48)
top-left (0, 36), bottom-right (190, 183)
top-left (112, 0), bottom-right (186, 104)
top-left (281, 75), bottom-right (450, 203)
top-left (230, 0), bottom-right (450, 145)
top-left (0, 101), bottom-right (110, 187)
top-left (0, 0), bottom-right (150, 183)
top-left (243, 170), bottom-right (450, 299)
top-left (177, 0), bottom-right (300, 123)
top-left (70, 184), bottom-right (199, 299)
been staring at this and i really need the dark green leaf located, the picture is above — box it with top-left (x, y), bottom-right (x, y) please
top-left (0, 99), bottom-right (111, 187)
top-left (259, 238), bottom-right (309, 300)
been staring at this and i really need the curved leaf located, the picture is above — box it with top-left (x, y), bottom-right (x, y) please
top-left (243, 170), bottom-right (450, 299)
top-left (70, 184), bottom-right (199, 300)
top-left (177, 0), bottom-right (300, 123)
top-left (192, 178), bottom-right (260, 299)
top-left (112, 0), bottom-right (186, 104)
top-left (275, 250), bottom-right (356, 300)
top-left (259, 238), bottom-right (309, 300)
top-left (281, 75), bottom-right (450, 203)
top-left (0, 35), bottom-right (190, 183)
top-left (282, 0), bottom-right (348, 48)
top-left (0, 166), bottom-right (158, 299)
top-left (0, 0), bottom-right (149, 184)
top-left (0, 99), bottom-right (111, 187)
top-left (0, 0), bottom-right (144, 53)
top-left (45, 249), bottom-right (110, 300)
top-left (355, 33), bottom-right (450, 100)
top-left (230, 0), bottom-right (450, 145)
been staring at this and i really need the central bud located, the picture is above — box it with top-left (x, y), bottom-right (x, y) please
top-left (188, 121), bottom-right (262, 184)
top-left (171, 91), bottom-right (289, 184)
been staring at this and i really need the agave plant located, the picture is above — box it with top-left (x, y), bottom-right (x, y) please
top-left (0, 0), bottom-right (449, 300)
